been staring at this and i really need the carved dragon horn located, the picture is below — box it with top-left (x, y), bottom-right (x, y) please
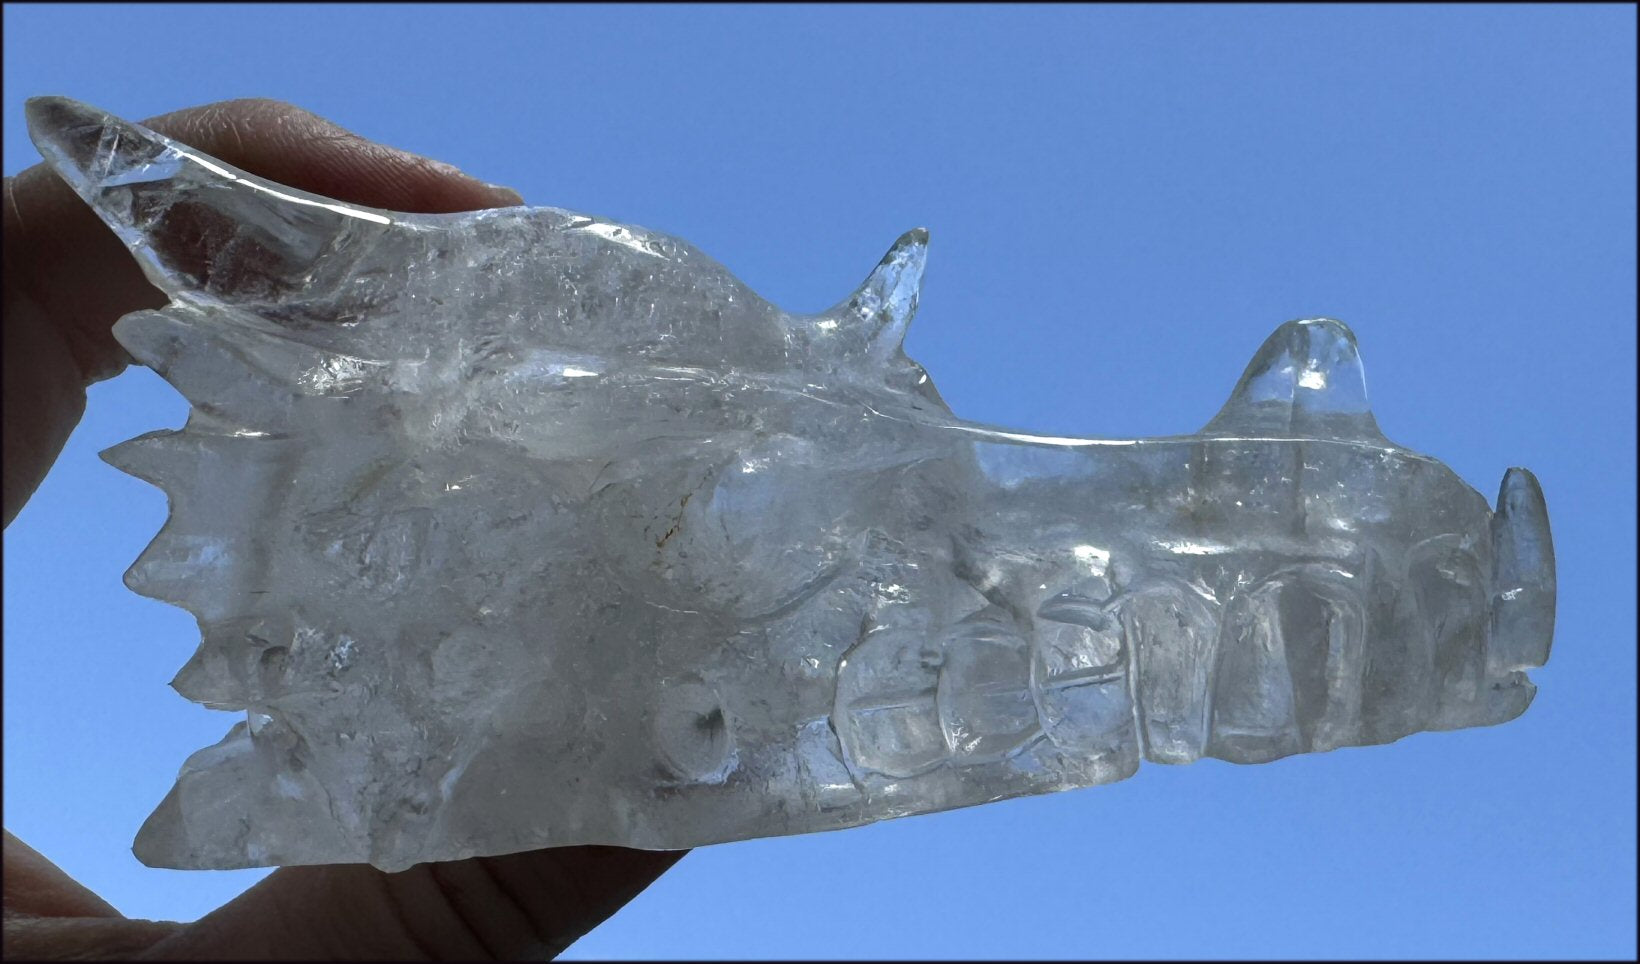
top-left (789, 227), bottom-right (928, 365)
top-left (24, 96), bottom-right (394, 307)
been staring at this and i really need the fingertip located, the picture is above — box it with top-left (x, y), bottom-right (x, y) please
top-left (398, 156), bottom-right (525, 211)
top-left (483, 183), bottom-right (526, 207)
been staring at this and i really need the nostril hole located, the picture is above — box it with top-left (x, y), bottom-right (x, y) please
top-left (695, 707), bottom-right (725, 736)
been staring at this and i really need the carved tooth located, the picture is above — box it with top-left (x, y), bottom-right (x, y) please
top-left (133, 719), bottom-right (365, 870)
top-left (1360, 551), bottom-right (1437, 744)
top-left (1209, 573), bottom-right (1305, 763)
top-left (938, 608), bottom-right (1038, 763)
top-left (130, 780), bottom-right (190, 869)
top-left (113, 310), bottom-right (302, 432)
top-left (1489, 467), bottom-right (1555, 674)
top-left (108, 426), bottom-right (293, 635)
top-left (172, 611), bottom-right (300, 711)
top-left (100, 430), bottom-right (195, 488)
top-left (1029, 590), bottom-right (1141, 773)
top-left (1209, 564), bottom-right (1370, 757)
top-left (1292, 567), bottom-right (1369, 752)
top-left (1405, 535), bottom-right (1495, 731)
top-left (104, 430), bottom-right (296, 523)
top-left (1202, 317), bottom-right (1384, 441)
top-left (835, 624), bottom-right (947, 778)
top-left (123, 522), bottom-right (234, 609)
top-left (1119, 579), bottom-right (1220, 764)
top-left (170, 638), bottom-right (249, 711)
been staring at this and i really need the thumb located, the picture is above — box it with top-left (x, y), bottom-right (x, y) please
top-left (142, 847), bottom-right (686, 960)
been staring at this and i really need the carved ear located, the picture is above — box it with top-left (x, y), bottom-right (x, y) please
top-left (790, 228), bottom-right (928, 363)
top-left (24, 96), bottom-right (393, 305)
top-left (1201, 317), bottom-right (1384, 440)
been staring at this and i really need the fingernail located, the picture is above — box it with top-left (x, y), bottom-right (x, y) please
top-left (402, 149), bottom-right (524, 206)
top-left (482, 182), bottom-right (525, 206)
top-left (419, 157), bottom-right (466, 178)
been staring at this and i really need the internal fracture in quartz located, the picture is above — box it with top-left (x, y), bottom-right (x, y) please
top-left (26, 98), bottom-right (1557, 873)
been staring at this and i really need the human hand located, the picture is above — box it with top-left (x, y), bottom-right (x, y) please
top-left (2, 98), bottom-right (685, 960)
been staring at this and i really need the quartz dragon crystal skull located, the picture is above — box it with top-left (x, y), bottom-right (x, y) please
top-left (27, 98), bottom-right (1557, 872)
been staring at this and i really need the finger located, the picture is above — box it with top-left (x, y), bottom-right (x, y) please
top-left (2, 830), bottom-right (185, 960)
top-left (139, 847), bottom-right (687, 960)
top-left (139, 98), bottom-right (525, 214)
top-left (3, 829), bottom-right (124, 919)
top-left (1, 274), bottom-right (87, 528)
top-left (3, 918), bottom-right (183, 960)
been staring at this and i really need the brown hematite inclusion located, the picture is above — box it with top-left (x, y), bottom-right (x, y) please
top-left (26, 97), bottom-right (1556, 872)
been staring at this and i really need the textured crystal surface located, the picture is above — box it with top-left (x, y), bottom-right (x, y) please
top-left (26, 98), bottom-right (1557, 872)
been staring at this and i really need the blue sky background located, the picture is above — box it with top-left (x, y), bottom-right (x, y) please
top-left (3, 4), bottom-right (1634, 959)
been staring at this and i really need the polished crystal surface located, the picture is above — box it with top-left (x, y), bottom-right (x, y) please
top-left (26, 98), bottom-right (1557, 872)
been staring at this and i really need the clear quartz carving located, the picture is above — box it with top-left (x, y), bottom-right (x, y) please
top-left (25, 98), bottom-right (1557, 872)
